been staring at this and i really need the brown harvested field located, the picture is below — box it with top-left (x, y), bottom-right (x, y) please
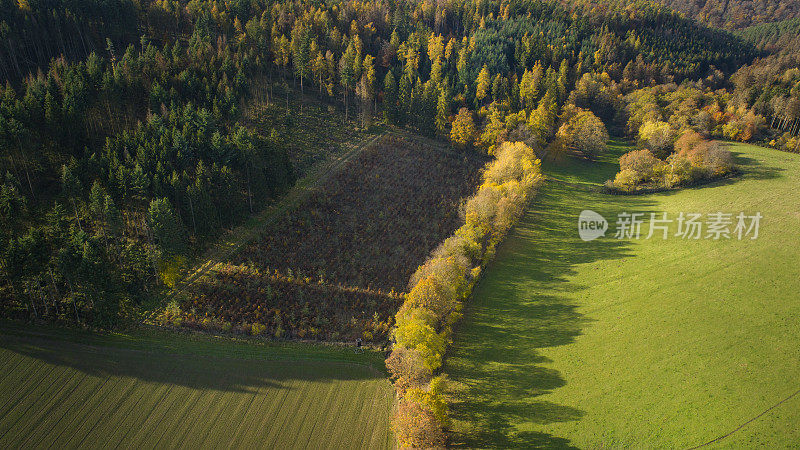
top-left (180, 133), bottom-right (485, 341)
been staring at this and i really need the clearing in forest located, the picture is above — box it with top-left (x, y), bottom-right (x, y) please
top-left (180, 133), bottom-right (485, 341)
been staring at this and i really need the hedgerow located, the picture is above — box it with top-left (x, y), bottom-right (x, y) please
top-left (387, 141), bottom-right (543, 448)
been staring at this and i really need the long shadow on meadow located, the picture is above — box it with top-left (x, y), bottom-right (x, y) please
top-left (0, 332), bottom-right (383, 394)
top-left (446, 157), bottom-right (660, 448)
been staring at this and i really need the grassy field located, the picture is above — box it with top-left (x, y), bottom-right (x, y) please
top-left (0, 323), bottom-right (394, 449)
top-left (446, 141), bottom-right (800, 448)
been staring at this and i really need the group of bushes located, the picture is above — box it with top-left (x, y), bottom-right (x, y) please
top-left (386, 141), bottom-right (543, 448)
top-left (768, 131), bottom-right (800, 153)
top-left (550, 105), bottom-right (610, 159)
top-left (607, 130), bottom-right (736, 192)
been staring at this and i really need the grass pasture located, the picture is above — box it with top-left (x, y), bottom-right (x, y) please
top-left (0, 323), bottom-right (394, 449)
top-left (446, 142), bottom-right (800, 448)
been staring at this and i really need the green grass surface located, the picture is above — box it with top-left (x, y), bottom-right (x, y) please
top-left (0, 322), bottom-right (394, 449)
top-left (446, 141), bottom-right (800, 448)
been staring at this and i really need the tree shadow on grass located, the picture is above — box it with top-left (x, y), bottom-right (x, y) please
top-left (729, 151), bottom-right (785, 181)
top-left (446, 168), bottom-right (660, 448)
top-left (0, 333), bottom-right (383, 394)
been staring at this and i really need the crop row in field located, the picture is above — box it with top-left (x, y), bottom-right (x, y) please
top-left (180, 133), bottom-right (485, 341)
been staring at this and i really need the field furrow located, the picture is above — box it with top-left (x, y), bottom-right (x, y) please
top-left (0, 328), bottom-right (393, 449)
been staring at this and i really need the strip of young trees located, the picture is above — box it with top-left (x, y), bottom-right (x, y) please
top-left (386, 141), bottom-right (543, 448)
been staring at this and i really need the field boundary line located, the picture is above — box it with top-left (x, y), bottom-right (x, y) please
top-left (0, 332), bottom-right (386, 376)
top-left (687, 387), bottom-right (800, 449)
top-left (166, 130), bottom-right (386, 302)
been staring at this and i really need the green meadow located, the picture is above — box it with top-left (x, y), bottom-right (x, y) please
top-left (0, 324), bottom-right (394, 449)
top-left (446, 142), bottom-right (800, 448)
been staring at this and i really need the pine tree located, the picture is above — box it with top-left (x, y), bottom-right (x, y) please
top-left (435, 84), bottom-right (450, 137)
top-left (383, 70), bottom-right (398, 123)
top-left (398, 74), bottom-right (412, 126)
top-left (491, 74), bottom-right (506, 103)
top-left (60, 164), bottom-right (82, 231)
top-left (450, 108), bottom-right (475, 149)
top-left (475, 65), bottom-right (491, 105)
top-left (291, 22), bottom-right (311, 109)
top-left (520, 64), bottom-right (542, 110)
top-left (357, 55), bottom-right (376, 128)
top-left (339, 41), bottom-right (357, 122)
top-left (148, 198), bottom-right (186, 255)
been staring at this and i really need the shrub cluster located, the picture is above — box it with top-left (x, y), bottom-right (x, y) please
top-left (768, 131), bottom-right (800, 153)
top-left (550, 106), bottom-right (610, 159)
top-left (172, 263), bottom-right (400, 341)
top-left (607, 131), bottom-right (736, 192)
top-left (386, 141), bottom-right (543, 448)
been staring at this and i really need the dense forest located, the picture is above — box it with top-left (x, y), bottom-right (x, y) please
top-left (657, 0), bottom-right (800, 29)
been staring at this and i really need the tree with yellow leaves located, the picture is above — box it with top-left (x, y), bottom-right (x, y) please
top-left (553, 107), bottom-right (609, 159)
top-left (450, 107), bottom-right (475, 149)
top-left (475, 64), bottom-right (491, 104)
top-left (520, 63), bottom-right (542, 110)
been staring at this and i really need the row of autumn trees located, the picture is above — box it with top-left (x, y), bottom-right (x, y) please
top-left (386, 141), bottom-right (543, 447)
top-left (0, 0), bottom-right (758, 326)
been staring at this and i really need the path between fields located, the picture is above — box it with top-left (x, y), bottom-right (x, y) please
top-left (168, 130), bottom-right (386, 302)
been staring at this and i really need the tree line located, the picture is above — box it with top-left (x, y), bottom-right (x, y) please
top-left (387, 141), bottom-right (544, 447)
